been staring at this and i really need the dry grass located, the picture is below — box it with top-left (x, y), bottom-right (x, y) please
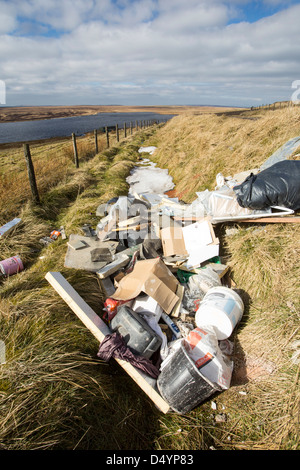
top-left (0, 128), bottom-right (163, 450)
top-left (150, 107), bottom-right (300, 202)
top-left (0, 110), bottom-right (299, 450)
top-left (0, 131), bottom-right (122, 225)
top-left (143, 107), bottom-right (300, 450)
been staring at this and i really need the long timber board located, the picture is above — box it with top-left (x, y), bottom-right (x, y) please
top-left (45, 271), bottom-right (170, 414)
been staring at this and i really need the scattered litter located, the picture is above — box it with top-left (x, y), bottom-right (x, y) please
top-left (50, 230), bottom-right (61, 240)
top-left (126, 159), bottom-right (174, 195)
top-left (0, 340), bottom-right (5, 365)
top-left (39, 236), bottom-right (55, 246)
top-left (138, 146), bottom-right (157, 155)
top-left (290, 340), bottom-right (300, 365)
top-left (259, 135), bottom-right (300, 171)
top-left (0, 218), bottom-right (21, 238)
top-left (0, 255), bottom-right (24, 276)
top-left (215, 413), bottom-right (227, 423)
top-left (59, 226), bottom-right (67, 240)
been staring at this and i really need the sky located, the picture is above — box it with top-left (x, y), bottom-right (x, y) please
top-left (1, 0), bottom-right (300, 107)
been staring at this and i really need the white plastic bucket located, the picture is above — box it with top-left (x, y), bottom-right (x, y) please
top-left (195, 286), bottom-right (244, 340)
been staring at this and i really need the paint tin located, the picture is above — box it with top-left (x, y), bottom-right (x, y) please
top-left (0, 255), bottom-right (24, 276)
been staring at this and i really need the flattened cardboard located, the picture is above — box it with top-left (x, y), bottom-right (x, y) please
top-left (112, 258), bottom-right (179, 314)
top-left (160, 219), bottom-right (219, 268)
top-left (160, 226), bottom-right (188, 257)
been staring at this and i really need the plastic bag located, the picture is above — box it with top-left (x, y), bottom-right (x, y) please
top-left (183, 326), bottom-right (233, 389)
top-left (233, 160), bottom-right (300, 210)
top-left (181, 267), bottom-right (221, 313)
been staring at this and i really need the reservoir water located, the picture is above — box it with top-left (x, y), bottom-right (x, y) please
top-left (0, 112), bottom-right (175, 144)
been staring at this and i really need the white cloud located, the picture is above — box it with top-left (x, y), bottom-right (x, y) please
top-left (1, 0), bottom-right (300, 106)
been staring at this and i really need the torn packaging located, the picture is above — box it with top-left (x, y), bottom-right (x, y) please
top-left (160, 219), bottom-right (219, 268)
top-left (112, 258), bottom-right (179, 315)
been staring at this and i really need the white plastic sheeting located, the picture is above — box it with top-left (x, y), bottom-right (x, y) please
top-left (126, 158), bottom-right (175, 195)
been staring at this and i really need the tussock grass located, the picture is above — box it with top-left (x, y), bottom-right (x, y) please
top-left (143, 107), bottom-right (300, 450)
top-left (0, 128), bottom-right (163, 450)
top-left (0, 111), bottom-right (299, 450)
top-left (150, 107), bottom-right (300, 202)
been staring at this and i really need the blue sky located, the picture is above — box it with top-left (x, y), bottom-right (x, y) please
top-left (1, 0), bottom-right (300, 107)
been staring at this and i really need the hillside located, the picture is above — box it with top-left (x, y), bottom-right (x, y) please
top-left (0, 107), bottom-right (299, 450)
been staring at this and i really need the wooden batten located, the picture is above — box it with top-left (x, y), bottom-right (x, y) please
top-left (45, 271), bottom-right (170, 414)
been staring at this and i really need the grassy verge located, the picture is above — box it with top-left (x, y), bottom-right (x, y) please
top-left (0, 127), bottom-right (163, 450)
top-left (0, 109), bottom-right (299, 450)
top-left (143, 107), bottom-right (300, 450)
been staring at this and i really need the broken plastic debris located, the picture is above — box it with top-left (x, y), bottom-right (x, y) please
top-left (0, 218), bottom-right (21, 238)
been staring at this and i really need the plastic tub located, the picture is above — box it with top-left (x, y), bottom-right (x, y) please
top-left (157, 341), bottom-right (220, 414)
top-left (195, 286), bottom-right (244, 340)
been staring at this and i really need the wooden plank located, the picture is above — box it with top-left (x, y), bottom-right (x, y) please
top-left (111, 222), bottom-right (149, 232)
top-left (174, 215), bottom-right (300, 224)
top-left (45, 271), bottom-right (170, 414)
top-left (237, 217), bottom-right (300, 223)
top-left (170, 284), bottom-right (184, 318)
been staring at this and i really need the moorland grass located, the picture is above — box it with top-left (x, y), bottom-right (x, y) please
top-left (0, 110), bottom-right (299, 450)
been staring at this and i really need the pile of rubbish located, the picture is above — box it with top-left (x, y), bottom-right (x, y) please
top-left (61, 145), bottom-right (300, 413)
top-left (1, 141), bottom-right (299, 414)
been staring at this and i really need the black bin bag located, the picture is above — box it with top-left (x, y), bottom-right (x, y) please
top-left (233, 160), bottom-right (300, 211)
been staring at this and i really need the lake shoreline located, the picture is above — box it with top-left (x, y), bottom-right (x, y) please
top-left (0, 104), bottom-right (242, 123)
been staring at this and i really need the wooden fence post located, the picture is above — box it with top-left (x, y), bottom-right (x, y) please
top-left (23, 143), bottom-right (40, 205)
top-left (94, 129), bottom-right (98, 154)
top-left (72, 133), bottom-right (79, 168)
top-left (124, 122), bottom-right (127, 138)
top-left (105, 127), bottom-right (109, 148)
top-left (116, 124), bottom-right (119, 142)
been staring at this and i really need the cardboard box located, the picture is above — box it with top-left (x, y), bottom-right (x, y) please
top-left (160, 219), bottom-right (219, 268)
top-left (112, 258), bottom-right (179, 314)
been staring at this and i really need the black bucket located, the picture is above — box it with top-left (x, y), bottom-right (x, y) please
top-left (157, 341), bottom-right (220, 414)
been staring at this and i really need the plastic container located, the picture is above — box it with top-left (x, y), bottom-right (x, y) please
top-left (195, 286), bottom-right (244, 340)
top-left (110, 305), bottom-right (162, 359)
top-left (157, 340), bottom-right (220, 414)
top-left (0, 255), bottom-right (24, 276)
